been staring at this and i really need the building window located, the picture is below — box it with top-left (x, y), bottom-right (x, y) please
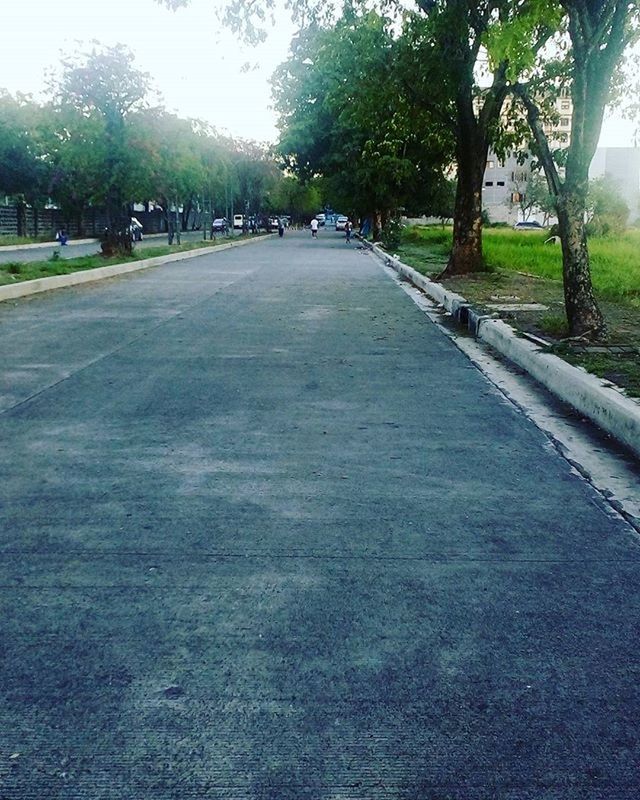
top-left (497, 181), bottom-right (505, 186)
top-left (485, 181), bottom-right (494, 187)
top-left (560, 117), bottom-right (570, 126)
top-left (561, 101), bottom-right (570, 111)
top-left (486, 160), bottom-right (495, 169)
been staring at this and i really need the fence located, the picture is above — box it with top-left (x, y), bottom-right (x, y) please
top-left (0, 206), bottom-right (167, 239)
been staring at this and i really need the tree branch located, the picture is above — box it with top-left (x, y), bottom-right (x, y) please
top-left (513, 83), bottom-right (563, 199)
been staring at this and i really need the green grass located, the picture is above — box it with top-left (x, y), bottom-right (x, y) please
top-left (0, 234), bottom-right (60, 246)
top-left (0, 238), bottom-right (230, 287)
top-left (396, 224), bottom-right (640, 396)
top-left (399, 225), bottom-right (640, 302)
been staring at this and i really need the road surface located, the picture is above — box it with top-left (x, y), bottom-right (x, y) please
top-left (1, 229), bottom-right (639, 798)
top-left (0, 230), bottom-right (219, 265)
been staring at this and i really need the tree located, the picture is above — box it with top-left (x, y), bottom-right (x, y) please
top-left (269, 175), bottom-right (322, 223)
top-left (514, 1), bottom-right (640, 338)
top-left (45, 105), bottom-right (109, 236)
top-left (52, 44), bottom-right (152, 254)
top-left (273, 10), bottom-right (452, 238)
top-left (0, 91), bottom-right (51, 236)
top-left (586, 175), bottom-right (630, 236)
top-left (517, 170), bottom-right (556, 227)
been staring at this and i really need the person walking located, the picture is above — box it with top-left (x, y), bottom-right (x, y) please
top-left (310, 218), bottom-right (319, 238)
top-left (345, 219), bottom-right (352, 244)
top-left (278, 218), bottom-right (285, 238)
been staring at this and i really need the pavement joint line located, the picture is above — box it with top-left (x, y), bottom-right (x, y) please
top-left (0, 262), bottom-right (262, 417)
top-left (362, 237), bottom-right (640, 463)
top-left (0, 234), bottom-right (272, 304)
top-left (2, 551), bottom-right (639, 564)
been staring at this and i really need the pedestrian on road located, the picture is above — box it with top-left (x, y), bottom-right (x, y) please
top-left (310, 218), bottom-right (319, 238)
top-left (56, 228), bottom-right (68, 246)
top-left (278, 218), bottom-right (285, 238)
top-left (345, 220), bottom-right (352, 244)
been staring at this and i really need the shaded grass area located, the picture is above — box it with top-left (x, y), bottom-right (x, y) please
top-left (0, 234), bottom-right (58, 246)
top-left (0, 238), bottom-right (240, 287)
top-left (396, 225), bottom-right (640, 397)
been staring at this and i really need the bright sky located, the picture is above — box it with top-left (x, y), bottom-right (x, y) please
top-left (0, 0), bottom-right (636, 148)
top-left (1, 0), bottom-right (297, 144)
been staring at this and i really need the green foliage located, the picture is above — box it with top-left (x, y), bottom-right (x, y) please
top-left (380, 216), bottom-right (403, 250)
top-left (0, 42), bottom-right (285, 238)
top-left (273, 9), bottom-right (453, 221)
top-left (401, 225), bottom-right (640, 303)
top-left (0, 91), bottom-right (51, 205)
top-left (484, 0), bottom-right (564, 81)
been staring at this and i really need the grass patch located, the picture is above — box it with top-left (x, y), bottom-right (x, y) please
top-left (396, 224), bottom-right (640, 397)
top-left (0, 238), bottom-right (235, 287)
top-left (0, 234), bottom-right (59, 246)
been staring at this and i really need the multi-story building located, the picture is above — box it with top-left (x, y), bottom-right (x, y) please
top-left (482, 89), bottom-right (572, 224)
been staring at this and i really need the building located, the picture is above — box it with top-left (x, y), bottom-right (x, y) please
top-left (482, 89), bottom-right (572, 224)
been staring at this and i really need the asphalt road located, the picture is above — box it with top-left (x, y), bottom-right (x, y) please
top-left (0, 230), bottom-right (215, 264)
top-left (1, 230), bottom-right (639, 799)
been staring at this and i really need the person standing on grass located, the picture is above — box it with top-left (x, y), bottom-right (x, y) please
top-left (310, 218), bottom-right (319, 238)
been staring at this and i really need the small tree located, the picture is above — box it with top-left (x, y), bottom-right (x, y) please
top-left (586, 176), bottom-right (630, 237)
top-left (53, 44), bottom-right (152, 255)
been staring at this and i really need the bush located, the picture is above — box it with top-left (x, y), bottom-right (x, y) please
top-left (381, 217), bottom-right (403, 250)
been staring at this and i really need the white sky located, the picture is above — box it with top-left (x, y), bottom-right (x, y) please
top-left (0, 0), bottom-right (297, 144)
top-left (0, 0), bottom-right (636, 148)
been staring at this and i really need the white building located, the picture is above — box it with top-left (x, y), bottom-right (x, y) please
top-left (482, 90), bottom-right (572, 224)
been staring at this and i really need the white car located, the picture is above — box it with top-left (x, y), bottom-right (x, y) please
top-left (335, 216), bottom-right (349, 231)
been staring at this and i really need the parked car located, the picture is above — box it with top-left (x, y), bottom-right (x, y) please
top-left (335, 215), bottom-right (349, 231)
top-left (211, 217), bottom-right (228, 233)
top-left (513, 220), bottom-right (545, 230)
top-left (315, 213), bottom-right (326, 227)
top-left (268, 217), bottom-right (280, 230)
top-left (233, 214), bottom-right (245, 230)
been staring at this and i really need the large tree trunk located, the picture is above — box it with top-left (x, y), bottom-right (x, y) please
top-left (442, 142), bottom-right (486, 275)
top-left (557, 189), bottom-right (606, 339)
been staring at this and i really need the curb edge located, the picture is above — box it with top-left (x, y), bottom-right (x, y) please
top-left (365, 239), bottom-right (640, 462)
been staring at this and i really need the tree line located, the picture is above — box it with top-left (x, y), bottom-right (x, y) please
top-left (265, 0), bottom-right (640, 340)
top-left (0, 44), bottom-right (320, 251)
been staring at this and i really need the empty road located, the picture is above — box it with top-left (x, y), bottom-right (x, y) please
top-left (1, 230), bottom-right (639, 799)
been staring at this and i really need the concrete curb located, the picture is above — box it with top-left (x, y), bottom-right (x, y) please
top-left (0, 238), bottom-right (98, 251)
top-left (366, 239), bottom-right (640, 461)
top-left (0, 236), bottom-right (267, 304)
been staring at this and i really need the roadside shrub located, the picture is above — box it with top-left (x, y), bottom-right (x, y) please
top-left (381, 217), bottom-right (403, 251)
top-left (586, 177), bottom-right (630, 237)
